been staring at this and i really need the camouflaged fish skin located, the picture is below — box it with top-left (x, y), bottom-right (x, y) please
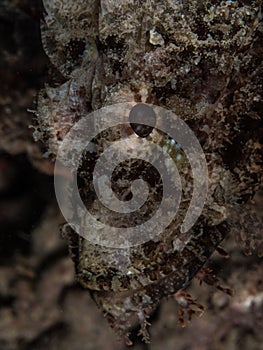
top-left (36, 0), bottom-right (263, 342)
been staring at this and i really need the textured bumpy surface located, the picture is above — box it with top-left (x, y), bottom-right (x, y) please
top-left (35, 0), bottom-right (263, 343)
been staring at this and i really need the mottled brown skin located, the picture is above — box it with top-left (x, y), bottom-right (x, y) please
top-left (65, 221), bottom-right (228, 340)
top-left (36, 0), bottom-right (262, 342)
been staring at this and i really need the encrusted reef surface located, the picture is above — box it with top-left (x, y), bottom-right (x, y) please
top-left (1, 0), bottom-right (260, 346)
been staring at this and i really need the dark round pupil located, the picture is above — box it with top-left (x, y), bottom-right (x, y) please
top-left (129, 103), bottom-right (157, 138)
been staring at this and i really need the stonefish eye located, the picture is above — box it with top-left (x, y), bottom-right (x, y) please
top-left (129, 103), bottom-right (157, 138)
